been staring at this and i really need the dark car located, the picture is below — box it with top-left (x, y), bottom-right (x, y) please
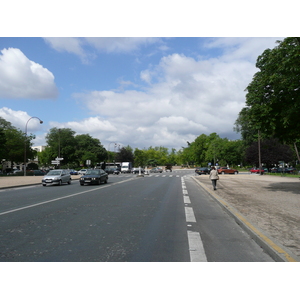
top-left (80, 169), bottom-right (108, 185)
top-left (105, 166), bottom-right (120, 174)
top-left (31, 170), bottom-right (45, 176)
top-left (195, 167), bottom-right (210, 175)
top-left (69, 169), bottom-right (78, 175)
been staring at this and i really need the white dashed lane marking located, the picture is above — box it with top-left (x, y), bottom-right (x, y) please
top-left (182, 177), bottom-right (207, 262)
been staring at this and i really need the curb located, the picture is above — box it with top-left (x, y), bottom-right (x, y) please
top-left (192, 176), bottom-right (299, 262)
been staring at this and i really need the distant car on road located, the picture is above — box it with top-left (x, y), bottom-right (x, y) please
top-left (69, 169), bottom-right (78, 175)
top-left (150, 167), bottom-right (163, 173)
top-left (80, 169), bottom-right (108, 185)
top-left (217, 167), bottom-right (239, 174)
top-left (42, 169), bottom-right (71, 186)
top-left (195, 167), bottom-right (210, 175)
top-left (105, 166), bottom-right (120, 174)
top-left (78, 169), bottom-right (87, 175)
top-left (132, 167), bottom-right (144, 174)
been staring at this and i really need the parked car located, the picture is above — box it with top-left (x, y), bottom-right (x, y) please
top-left (217, 167), bottom-right (239, 174)
top-left (250, 168), bottom-right (265, 174)
top-left (195, 167), bottom-right (210, 175)
top-left (78, 169), bottom-right (87, 175)
top-left (69, 169), bottom-right (78, 175)
top-left (150, 167), bottom-right (163, 173)
top-left (270, 167), bottom-right (289, 173)
top-left (42, 169), bottom-right (71, 186)
top-left (132, 167), bottom-right (144, 174)
top-left (30, 170), bottom-right (45, 176)
top-left (80, 169), bottom-right (108, 185)
top-left (286, 168), bottom-right (297, 174)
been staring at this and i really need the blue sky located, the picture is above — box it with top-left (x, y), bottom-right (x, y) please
top-left (0, 37), bottom-right (284, 151)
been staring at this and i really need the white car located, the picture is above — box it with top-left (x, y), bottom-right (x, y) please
top-left (78, 169), bottom-right (87, 175)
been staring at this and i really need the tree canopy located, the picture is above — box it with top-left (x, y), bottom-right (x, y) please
top-left (244, 37), bottom-right (300, 144)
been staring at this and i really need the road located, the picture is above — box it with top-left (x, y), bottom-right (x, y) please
top-left (0, 170), bottom-right (274, 261)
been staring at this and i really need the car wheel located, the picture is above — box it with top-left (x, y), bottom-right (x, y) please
top-left (68, 180), bottom-right (71, 184)
top-left (98, 179), bottom-right (101, 185)
top-left (234, 171), bottom-right (238, 174)
top-left (42, 184), bottom-right (46, 187)
top-left (104, 178), bottom-right (108, 184)
top-left (222, 172), bottom-right (225, 175)
top-left (58, 180), bottom-right (62, 186)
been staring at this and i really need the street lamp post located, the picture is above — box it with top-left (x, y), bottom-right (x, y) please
top-left (24, 117), bottom-right (43, 176)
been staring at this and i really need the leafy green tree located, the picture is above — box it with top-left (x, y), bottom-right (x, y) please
top-left (244, 37), bottom-right (300, 161)
top-left (133, 148), bottom-right (147, 167)
top-left (0, 128), bottom-right (6, 161)
top-left (74, 134), bottom-right (107, 166)
top-left (45, 128), bottom-right (77, 165)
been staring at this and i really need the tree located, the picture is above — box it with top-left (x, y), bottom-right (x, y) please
top-left (133, 148), bottom-right (147, 167)
top-left (0, 128), bottom-right (6, 161)
top-left (246, 138), bottom-right (294, 168)
top-left (74, 134), bottom-right (107, 166)
top-left (115, 146), bottom-right (134, 163)
top-left (244, 37), bottom-right (300, 160)
top-left (45, 128), bottom-right (77, 165)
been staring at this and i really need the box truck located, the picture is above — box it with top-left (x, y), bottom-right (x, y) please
top-left (121, 162), bottom-right (132, 173)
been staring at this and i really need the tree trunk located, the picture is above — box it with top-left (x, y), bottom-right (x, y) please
top-left (294, 142), bottom-right (300, 163)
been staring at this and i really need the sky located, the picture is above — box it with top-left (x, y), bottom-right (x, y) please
top-left (0, 37), bottom-right (284, 151)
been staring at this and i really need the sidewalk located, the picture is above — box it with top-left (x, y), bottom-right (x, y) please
top-left (0, 175), bottom-right (81, 189)
top-left (193, 173), bottom-right (300, 262)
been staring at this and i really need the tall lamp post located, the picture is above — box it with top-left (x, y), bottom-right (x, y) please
top-left (24, 117), bottom-right (43, 176)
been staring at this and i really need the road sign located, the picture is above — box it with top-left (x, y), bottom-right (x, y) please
top-left (51, 160), bottom-right (60, 164)
top-left (55, 157), bottom-right (64, 161)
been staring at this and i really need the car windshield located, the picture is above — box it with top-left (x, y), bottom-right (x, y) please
top-left (48, 170), bottom-right (61, 175)
top-left (86, 170), bottom-right (100, 175)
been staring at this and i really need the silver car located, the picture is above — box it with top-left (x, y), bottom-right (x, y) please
top-left (42, 169), bottom-right (71, 186)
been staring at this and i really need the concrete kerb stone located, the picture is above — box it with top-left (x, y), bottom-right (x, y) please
top-left (191, 176), bottom-right (299, 262)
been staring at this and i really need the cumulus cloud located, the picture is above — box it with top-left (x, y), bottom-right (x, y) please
top-left (49, 117), bottom-right (117, 134)
top-left (0, 48), bottom-right (58, 99)
top-left (71, 44), bottom-right (264, 149)
top-left (0, 107), bottom-right (44, 132)
top-left (33, 37), bottom-right (280, 150)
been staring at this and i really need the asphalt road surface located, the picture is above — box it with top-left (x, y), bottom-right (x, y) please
top-left (0, 170), bottom-right (274, 261)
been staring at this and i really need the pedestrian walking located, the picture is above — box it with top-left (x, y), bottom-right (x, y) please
top-left (209, 166), bottom-right (219, 190)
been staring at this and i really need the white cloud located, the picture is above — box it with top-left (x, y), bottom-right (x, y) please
top-left (0, 107), bottom-right (44, 132)
top-left (71, 40), bottom-right (275, 149)
top-left (0, 48), bottom-right (58, 99)
top-left (85, 37), bottom-right (161, 53)
top-left (21, 37), bottom-right (280, 150)
top-left (49, 117), bottom-right (117, 134)
top-left (43, 37), bottom-right (163, 63)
